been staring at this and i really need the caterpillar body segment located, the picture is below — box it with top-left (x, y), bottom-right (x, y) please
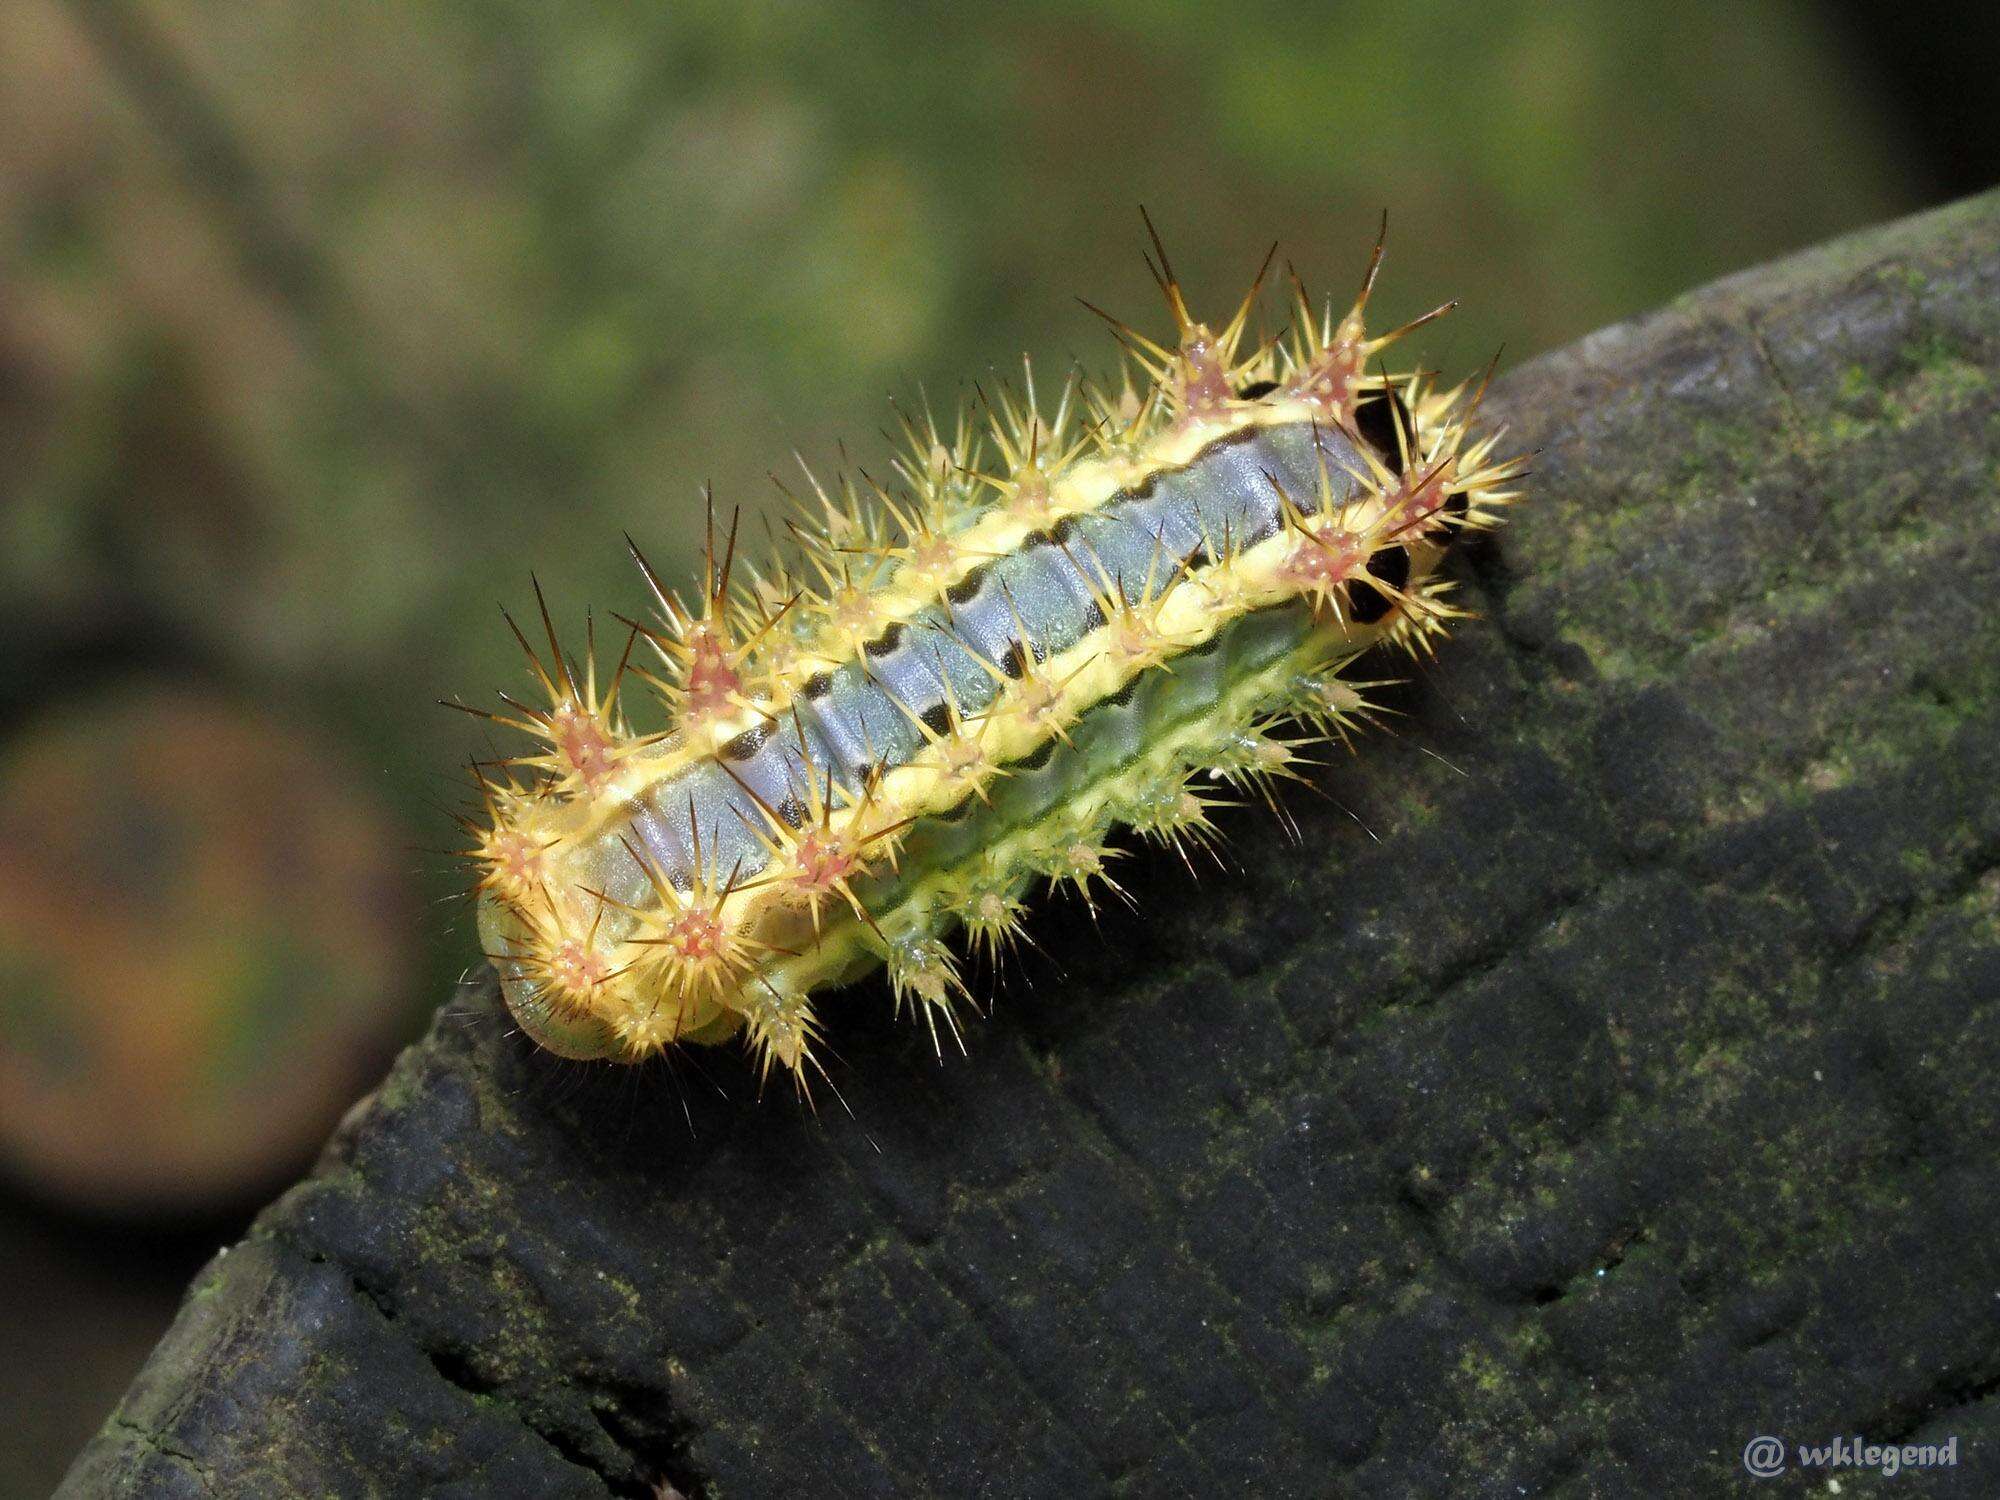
top-left (466, 229), bottom-right (1524, 1087)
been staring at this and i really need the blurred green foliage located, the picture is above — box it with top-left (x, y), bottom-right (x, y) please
top-left (0, 0), bottom-right (1916, 1007)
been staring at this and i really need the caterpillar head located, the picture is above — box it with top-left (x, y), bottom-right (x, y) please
top-left (468, 758), bottom-right (762, 1064)
top-left (477, 880), bottom-right (752, 1064)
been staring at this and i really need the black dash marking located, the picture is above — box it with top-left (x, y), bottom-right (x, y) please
top-left (920, 700), bottom-right (952, 736)
top-left (1121, 422), bottom-right (1265, 506)
top-left (1235, 378), bottom-right (1280, 400)
top-left (720, 721), bottom-right (772, 762)
top-left (1353, 390), bottom-right (1411, 475)
top-left (863, 621), bottom-right (906, 659)
top-left (802, 671), bottom-right (833, 700)
top-left (1347, 544), bottom-right (1410, 624)
top-left (946, 567), bottom-right (988, 606)
top-left (1002, 637), bottom-right (1035, 679)
top-left (1014, 739), bottom-right (1057, 771)
top-left (1195, 423), bottom-right (1268, 460)
top-left (1369, 543), bottom-right (1411, 591)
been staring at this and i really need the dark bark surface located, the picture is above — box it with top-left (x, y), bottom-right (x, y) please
top-left (62, 193), bottom-right (2000, 1498)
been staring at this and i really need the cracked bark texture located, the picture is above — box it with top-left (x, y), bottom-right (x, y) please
top-left (61, 192), bottom-right (2000, 1498)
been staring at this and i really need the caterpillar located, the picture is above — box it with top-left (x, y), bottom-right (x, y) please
top-left (458, 218), bottom-right (1524, 1091)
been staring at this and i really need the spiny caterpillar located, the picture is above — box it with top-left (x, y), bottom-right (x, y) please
top-left (459, 219), bottom-right (1524, 1091)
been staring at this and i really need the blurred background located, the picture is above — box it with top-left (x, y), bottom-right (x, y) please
top-left (2, 0), bottom-right (1994, 1488)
